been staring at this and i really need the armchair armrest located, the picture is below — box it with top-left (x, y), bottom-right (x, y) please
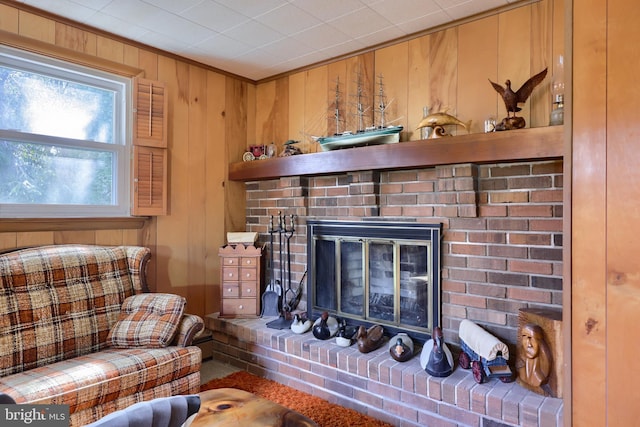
top-left (171, 313), bottom-right (204, 347)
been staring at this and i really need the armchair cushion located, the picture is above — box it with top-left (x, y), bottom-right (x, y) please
top-left (171, 314), bottom-right (204, 347)
top-left (107, 294), bottom-right (186, 348)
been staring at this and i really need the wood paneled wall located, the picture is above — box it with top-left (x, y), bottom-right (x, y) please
top-left (572, 0), bottom-right (640, 425)
top-left (5, 0), bottom-right (640, 423)
top-left (254, 0), bottom-right (564, 156)
top-left (0, 2), bottom-right (252, 318)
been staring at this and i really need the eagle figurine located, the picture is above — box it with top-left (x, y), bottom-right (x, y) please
top-left (489, 68), bottom-right (548, 117)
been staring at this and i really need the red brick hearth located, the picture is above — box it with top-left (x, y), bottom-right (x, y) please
top-left (206, 315), bottom-right (563, 427)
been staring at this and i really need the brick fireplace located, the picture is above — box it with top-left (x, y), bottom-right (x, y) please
top-left (209, 157), bottom-right (564, 426)
top-left (245, 159), bottom-right (563, 350)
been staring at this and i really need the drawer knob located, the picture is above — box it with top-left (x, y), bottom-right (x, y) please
top-left (228, 288), bottom-right (232, 292)
top-left (246, 288), bottom-right (251, 293)
top-left (246, 260), bottom-right (251, 264)
top-left (238, 305), bottom-right (243, 310)
top-left (228, 273), bottom-right (233, 277)
top-left (229, 259), bottom-right (234, 264)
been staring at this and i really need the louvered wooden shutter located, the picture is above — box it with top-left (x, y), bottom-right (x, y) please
top-left (132, 77), bottom-right (168, 215)
top-left (132, 146), bottom-right (167, 215)
top-left (133, 78), bottom-right (168, 147)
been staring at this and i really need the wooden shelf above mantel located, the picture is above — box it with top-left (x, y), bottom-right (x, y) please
top-left (228, 126), bottom-right (564, 182)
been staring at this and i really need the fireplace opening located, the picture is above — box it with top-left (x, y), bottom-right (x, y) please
top-left (307, 220), bottom-right (442, 343)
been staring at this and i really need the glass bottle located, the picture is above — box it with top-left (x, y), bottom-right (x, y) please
top-left (550, 55), bottom-right (564, 126)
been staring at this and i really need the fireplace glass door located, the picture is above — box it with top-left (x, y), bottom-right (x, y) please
top-left (313, 231), bottom-right (433, 338)
top-left (307, 220), bottom-right (442, 342)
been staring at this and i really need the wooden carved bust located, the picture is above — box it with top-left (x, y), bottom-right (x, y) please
top-left (516, 323), bottom-right (553, 395)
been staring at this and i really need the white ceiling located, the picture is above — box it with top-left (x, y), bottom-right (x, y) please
top-left (16, 0), bottom-right (525, 81)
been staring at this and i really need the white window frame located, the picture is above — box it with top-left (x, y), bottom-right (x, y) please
top-left (0, 45), bottom-right (131, 218)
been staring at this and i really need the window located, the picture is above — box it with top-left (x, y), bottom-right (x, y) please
top-left (0, 45), bottom-right (131, 218)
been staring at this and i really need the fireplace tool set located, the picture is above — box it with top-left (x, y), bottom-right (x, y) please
top-left (262, 212), bottom-right (303, 329)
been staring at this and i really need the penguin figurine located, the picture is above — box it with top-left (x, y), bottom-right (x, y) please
top-left (420, 326), bottom-right (454, 377)
top-left (388, 333), bottom-right (414, 362)
top-left (335, 320), bottom-right (356, 347)
top-left (290, 314), bottom-right (313, 334)
top-left (312, 311), bottom-right (339, 340)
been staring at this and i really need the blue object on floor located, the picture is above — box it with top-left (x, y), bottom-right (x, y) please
top-left (85, 395), bottom-right (200, 427)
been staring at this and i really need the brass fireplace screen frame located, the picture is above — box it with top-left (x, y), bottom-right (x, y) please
top-left (306, 220), bottom-right (442, 343)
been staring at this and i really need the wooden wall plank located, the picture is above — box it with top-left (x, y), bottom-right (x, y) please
top-left (375, 42), bottom-right (409, 140)
top-left (605, 0), bottom-right (640, 422)
top-left (457, 16), bottom-right (499, 135)
top-left (155, 57), bottom-right (190, 296)
top-left (16, 232), bottom-right (53, 247)
top-left (140, 218), bottom-right (157, 291)
top-left (551, 0), bottom-right (565, 80)
top-left (205, 71), bottom-right (227, 315)
top-left (429, 27), bottom-right (458, 128)
top-left (530, 0), bottom-right (553, 127)
top-left (18, 10), bottom-right (55, 43)
top-left (0, 4), bottom-right (19, 32)
top-left (95, 230), bottom-right (124, 246)
top-left (497, 6), bottom-right (533, 126)
top-left (571, 0), bottom-right (607, 424)
top-left (96, 35), bottom-right (125, 64)
top-left (345, 53), bottom-right (375, 133)
top-left (122, 228), bottom-right (142, 246)
top-left (224, 78), bottom-right (249, 234)
top-left (288, 72), bottom-right (306, 150)
top-left (123, 44), bottom-right (140, 69)
top-left (0, 233), bottom-right (18, 250)
top-left (274, 77), bottom-right (289, 149)
top-left (246, 82), bottom-right (256, 154)
top-left (304, 65), bottom-right (329, 154)
top-left (253, 76), bottom-right (289, 152)
top-left (55, 23), bottom-right (96, 55)
top-left (406, 35), bottom-right (430, 141)
top-left (186, 64), bottom-right (208, 316)
top-left (255, 80), bottom-right (276, 147)
top-left (138, 50), bottom-right (159, 80)
top-left (53, 230), bottom-right (96, 244)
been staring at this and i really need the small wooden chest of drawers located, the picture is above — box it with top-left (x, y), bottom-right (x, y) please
top-left (219, 244), bottom-right (262, 318)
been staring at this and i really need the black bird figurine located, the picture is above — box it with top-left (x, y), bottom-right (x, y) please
top-left (420, 326), bottom-right (454, 377)
top-left (489, 68), bottom-right (548, 120)
top-left (312, 311), bottom-right (338, 340)
top-left (389, 333), bottom-right (414, 362)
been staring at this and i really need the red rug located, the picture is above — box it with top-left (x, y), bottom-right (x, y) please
top-left (200, 370), bottom-right (393, 427)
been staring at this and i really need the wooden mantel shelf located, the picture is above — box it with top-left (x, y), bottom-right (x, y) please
top-left (229, 126), bottom-right (564, 181)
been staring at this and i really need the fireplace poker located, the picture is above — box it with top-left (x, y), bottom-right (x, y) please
top-left (283, 214), bottom-right (296, 312)
top-left (278, 212), bottom-right (284, 302)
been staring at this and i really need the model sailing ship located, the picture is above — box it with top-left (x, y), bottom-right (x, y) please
top-left (312, 73), bottom-right (403, 151)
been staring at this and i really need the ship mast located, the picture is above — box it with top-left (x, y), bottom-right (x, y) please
top-left (332, 77), bottom-right (342, 135)
top-left (376, 74), bottom-right (388, 128)
top-left (355, 73), bottom-right (365, 132)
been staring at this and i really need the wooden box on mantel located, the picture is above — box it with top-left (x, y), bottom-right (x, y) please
top-left (218, 244), bottom-right (262, 318)
top-left (517, 308), bottom-right (563, 398)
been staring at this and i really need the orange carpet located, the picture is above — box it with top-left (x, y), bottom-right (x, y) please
top-left (200, 370), bottom-right (393, 427)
